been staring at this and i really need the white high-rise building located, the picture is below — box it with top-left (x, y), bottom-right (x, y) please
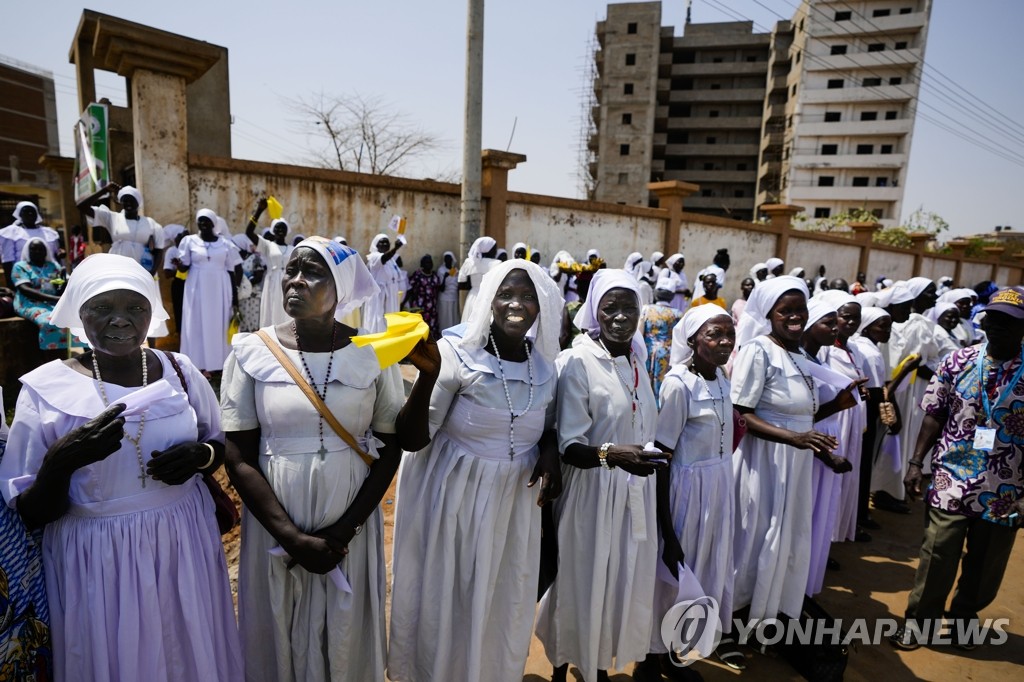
top-left (767, 0), bottom-right (932, 225)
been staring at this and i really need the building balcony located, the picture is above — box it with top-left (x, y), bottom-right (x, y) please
top-left (769, 74), bottom-right (788, 91)
top-left (766, 102), bottom-right (786, 119)
top-left (669, 61), bottom-right (767, 77)
top-left (797, 118), bottom-right (913, 137)
top-left (787, 185), bottom-right (903, 202)
top-left (812, 12), bottom-right (927, 39)
top-left (802, 84), bottom-right (914, 104)
top-left (806, 48), bottom-right (923, 72)
top-left (666, 116), bottom-right (764, 130)
top-left (665, 143), bottom-right (759, 156)
top-left (669, 88), bottom-right (766, 103)
top-left (668, 169), bottom-right (758, 183)
top-left (791, 152), bottom-right (907, 168)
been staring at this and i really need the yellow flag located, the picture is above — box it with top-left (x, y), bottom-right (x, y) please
top-left (266, 196), bottom-right (284, 220)
top-left (351, 311), bottom-right (430, 369)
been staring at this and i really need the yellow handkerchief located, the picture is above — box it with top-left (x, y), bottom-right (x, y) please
top-left (351, 312), bottom-right (429, 369)
top-left (266, 196), bottom-right (284, 220)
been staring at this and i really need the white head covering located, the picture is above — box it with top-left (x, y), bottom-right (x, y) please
top-left (573, 269), bottom-right (647, 361)
top-left (817, 289), bottom-right (857, 310)
top-left (214, 216), bottom-right (230, 236)
top-left (496, 248), bottom-right (508, 260)
top-left (857, 306), bottom-right (891, 333)
top-left (50, 253), bottom-right (169, 345)
top-left (19, 237), bottom-right (57, 264)
top-left (548, 250), bottom-right (575, 277)
top-left (939, 288), bottom-right (974, 304)
top-left (162, 224), bottom-right (186, 243)
top-left (468, 236), bottom-right (497, 260)
top-left (586, 248), bottom-right (600, 260)
top-left (293, 236), bottom-right (379, 321)
top-left (669, 303), bottom-right (730, 366)
top-left (855, 291), bottom-right (879, 307)
top-left (886, 281), bottom-right (917, 306)
top-left (692, 264), bottom-right (725, 300)
top-left (926, 301), bottom-right (959, 325)
top-left (12, 201), bottom-right (40, 225)
top-left (806, 298), bottom-right (838, 328)
top-left (903, 276), bottom-right (934, 302)
top-left (624, 251), bottom-right (643, 272)
top-left (271, 218), bottom-right (290, 235)
top-left (651, 250), bottom-right (664, 265)
top-left (788, 267), bottom-right (805, 278)
top-left (765, 257), bottom-right (784, 273)
top-left (735, 275), bottom-right (809, 348)
top-left (511, 242), bottom-right (528, 258)
top-left (116, 185), bottom-right (142, 207)
top-left (334, 235), bottom-right (348, 245)
top-left (665, 253), bottom-right (684, 269)
top-left (442, 250), bottom-right (456, 266)
top-left (196, 208), bottom-right (218, 229)
top-left (635, 260), bottom-right (654, 282)
top-left (369, 232), bottom-right (390, 253)
top-left (461, 259), bottom-right (564, 362)
top-left (232, 233), bottom-right (253, 253)
top-left (749, 262), bottom-right (767, 280)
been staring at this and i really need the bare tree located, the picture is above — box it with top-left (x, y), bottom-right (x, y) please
top-left (289, 92), bottom-right (442, 176)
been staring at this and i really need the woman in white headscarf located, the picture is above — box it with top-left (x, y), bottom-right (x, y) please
top-left (0, 253), bottom-right (243, 681)
top-left (852, 306), bottom-right (893, 531)
top-left (642, 304), bottom-right (740, 673)
top-left (363, 232), bottom-right (405, 333)
top-left (459, 236), bottom-right (499, 322)
top-left (243, 198), bottom-right (294, 327)
top-left (389, 259), bottom-right (564, 682)
top-left (939, 288), bottom-right (980, 347)
top-left (765, 257), bottom-right (784, 278)
top-left (437, 250), bottom-right (460, 332)
top-left (80, 185), bottom-right (165, 273)
top-left (11, 237), bottom-right (80, 350)
top-left (730, 277), bottom-right (857, 622)
top-left (749, 262), bottom-right (768, 283)
top-left (177, 209), bottom-right (243, 374)
top-left (656, 253), bottom-right (689, 312)
top-left (549, 250), bottom-right (579, 303)
top-left (0, 201), bottom-right (62, 284)
top-left (222, 237), bottom-right (423, 682)
top-left (536, 270), bottom-right (667, 682)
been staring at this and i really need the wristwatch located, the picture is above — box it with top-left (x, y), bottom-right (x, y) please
top-left (598, 442), bottom-right (613, 471)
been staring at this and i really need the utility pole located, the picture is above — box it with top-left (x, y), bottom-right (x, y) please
top-left (460, 0), bottom-right (484, 261)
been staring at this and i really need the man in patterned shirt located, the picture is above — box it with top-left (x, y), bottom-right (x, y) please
top-left (892, 286), bottom-right (1024, 650)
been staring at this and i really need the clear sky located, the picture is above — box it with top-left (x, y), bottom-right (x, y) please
top-left (6, 0), bottom-right (1022, 238)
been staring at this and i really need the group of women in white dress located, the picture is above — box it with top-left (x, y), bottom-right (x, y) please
top-left (0, 190), bottom-right (974, 682)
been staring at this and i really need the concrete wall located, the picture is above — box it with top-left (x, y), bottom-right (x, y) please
top-left (866, 248), bottom-right (915, 284)
top-left (962, 261), bottom-right (996, 287)
top-left (788, 236), bottom-right (861, 283)
top-left (679, 219), bottom-right (777, 301)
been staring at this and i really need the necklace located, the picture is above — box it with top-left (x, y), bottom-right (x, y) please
top-left (92, 349), bottom-right (149, 487)
top-left (599, 337), bottom-right (640, 428)
top-left (694, 367), bottom-right (727, 456)
top-left (490, 334), bottom-right (535, 459)
top-left (787, 349), bottom-right (819, 414)
top-left (294, 321), bottom-right (337, 459)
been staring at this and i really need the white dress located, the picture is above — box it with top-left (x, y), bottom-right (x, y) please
top-left (388, 331), bottom-right (556, 682)
top-left (651, 366), bottom-right (735, 645)
top-left (256, 236), bottom-right (293, 327)
top-left (730, 336), bottom-right (816, 620)
top-left (179, 235), bottom-right (242, 371)
top-left (0, 224), bottom-right (61, 263)
top-left (221, 328), bottom-right (402, 682)
top-left (458, 257), bottom-right (497, 322)
top-left (535, 333), bottom-right (659, 681)
top-left (89, 205), bottom-right (163, 267)
top-left (820, 345), bottom-right (868, 543)
top-left (0, 355), bottom-right (242, 682)
top-left (804, 377), bottom-right (842, 597)
top-left (437, 268), bottom-right (460, 331)
top-left (364, 252), bottom-right (403, 332)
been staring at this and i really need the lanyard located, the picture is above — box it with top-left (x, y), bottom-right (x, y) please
top-left (977, 344), bottom-right (1024, 426)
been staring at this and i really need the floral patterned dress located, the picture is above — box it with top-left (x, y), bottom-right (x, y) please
top-left (406, 269), bottom-right (441, 336)
top-left (640, 302), bottom-right (682, 400)
top-left (12, 260), bottom-right (81, 350)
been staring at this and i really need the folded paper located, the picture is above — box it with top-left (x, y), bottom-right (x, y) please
top-left (351, 311), bottom-right (429, 369)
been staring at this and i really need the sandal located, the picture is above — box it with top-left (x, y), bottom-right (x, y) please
top-left (716, 637), bottom-right (747, 670)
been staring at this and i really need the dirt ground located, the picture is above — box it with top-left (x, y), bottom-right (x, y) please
top-left (217, 364), bottom-right (1024, 682)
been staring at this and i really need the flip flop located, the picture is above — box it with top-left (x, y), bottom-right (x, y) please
top-left (716, 637), bottom-right (748, 670)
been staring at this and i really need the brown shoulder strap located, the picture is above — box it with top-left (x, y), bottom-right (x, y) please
top-left (254, 329), bottom-right (375, 468)
top-left (163, 350), bottom-right (189, 397)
